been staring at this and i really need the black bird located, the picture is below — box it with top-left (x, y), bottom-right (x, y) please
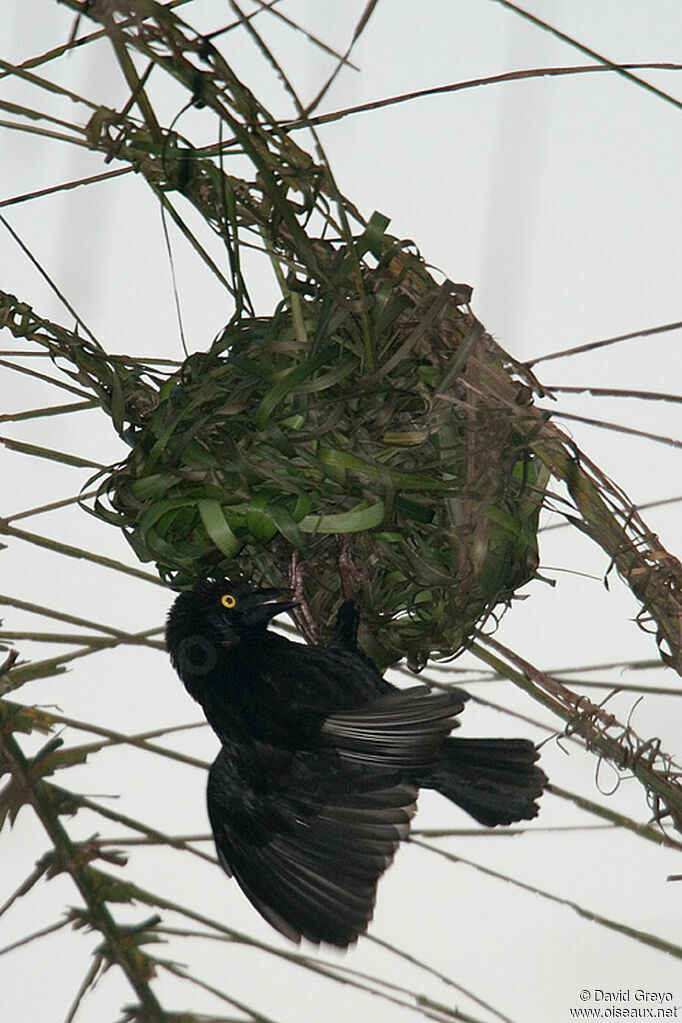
top-left (166, 578), bottom-right (546, 946)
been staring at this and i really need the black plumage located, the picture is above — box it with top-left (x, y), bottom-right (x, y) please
top-left (166, 578), bottom-right (546, 946)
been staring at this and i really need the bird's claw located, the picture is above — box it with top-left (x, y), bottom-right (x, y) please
top-left (337, 534), bottom-right (362, 600)
top-left (288, 551), bottom-right (320, 645)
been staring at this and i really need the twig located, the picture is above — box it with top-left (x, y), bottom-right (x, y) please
top-left (413, 838), bottom-right (682, 959)
top-left (0, 729), bottom-right (165, 1016)
top-left (473, 635), bottom-right (682, 834)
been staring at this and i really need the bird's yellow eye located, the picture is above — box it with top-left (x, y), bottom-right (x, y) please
top-left (220, 594), bottom-right (237, 609)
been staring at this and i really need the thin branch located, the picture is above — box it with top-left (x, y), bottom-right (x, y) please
top-left (0, 55), bottom-right (99, 111)
top-left (549, 784), bottom-right (682, 852)
top-left (84, 867), bottom-right (506, 1023)
top-left (160, 962), bottom-right (282, 1023)
top-left (302, 0), bottom-right (381, 116)
top-left (413, 838), bottom-right (682, 959)
top-left (0, 215), bottom-right (100, 347)
top-left (1, 435), bottom-right (108, 469)
top-left (412, 823), bottom-right (616, 838)
top-left (0, 729), bottom-right (165, 1016)
top-left (0, 860), bottom-right (50, 918)
top-left (46, 715), bottom-right (210, 772)
top-left (285, 64), bottom-right (682, 130)
top-left (547, 409), bottom-right (682, 450)
top-left (526, 320), bottom-right (682, 367)
top-left (473, 635), bottom-right (682, 834)
top-left (0, 357), bottom-right (94, 400)
top-left (541, 678), bottom-right (682, 698)
top-left (368, 933), bottom-right (517, 1023)
top-left (0, 400), bottom-right (97, 422)
top-left (0, 118), bottom-right (89, 148)
top-left (251, 0), bottom-right (360, 72)
top-left (0, 168), bottom-right (132, 210)
top-left (490, 2), bottom-right (682, 112)
top-left (0, 521), bottom-right (164, 586)
top-left (542, 494), bottom-right (682, 532)
top-left (64, 956), bottom-right (102, 1023)
top-left (1, 641), bottom-right (160, 696)
top-left (0, 96), bottom-right (87, 137)
top-left (0, 592), bottom-right (164, 642)
top-left (62, 789), bottom-right (218, 866)
top-left (0, 915), bottom-right (71, 957)
top-left (0, 630), bottom-right (160, 646)
top-left (98, 832), bottom-right (210, 848)
top-left (546, 385), bottom-right (682, 405)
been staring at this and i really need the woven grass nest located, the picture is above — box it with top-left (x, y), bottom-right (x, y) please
top-left (94, 246), bottom-right (548, 670)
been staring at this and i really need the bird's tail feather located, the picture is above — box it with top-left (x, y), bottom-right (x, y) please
top-left (428, 737), bottom-right (547, 826)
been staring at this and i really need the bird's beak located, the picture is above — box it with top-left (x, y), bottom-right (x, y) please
top-left (251, 587), bottom-right (298, 621)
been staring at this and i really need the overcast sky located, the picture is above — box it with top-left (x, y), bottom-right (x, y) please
top-left (2, 3), bottom-right (682, 1022)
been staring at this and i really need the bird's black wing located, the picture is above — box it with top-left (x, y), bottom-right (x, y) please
top-left (320, 684), bottom-right (467, 769)
top-left (207, 743), bottom-right (417, 946)
top-left (206, 685), bottom-right (466, 945)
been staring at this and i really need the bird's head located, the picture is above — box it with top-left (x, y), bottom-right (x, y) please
top-left (165, 579), bottom-right (296, 687)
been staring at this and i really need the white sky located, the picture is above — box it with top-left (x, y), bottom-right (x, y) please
top-left (2, 3), bottom-right (682, 1022)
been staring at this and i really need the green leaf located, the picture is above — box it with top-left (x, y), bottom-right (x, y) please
top-left (485, 504), bottom-right (523, 535)
top-left (292, 491), bottom-right (312, 521)
top-left (109, 369), bottom-right (126, 435)
top-left (381, 430), bottom-right (430, 446)
top-left (129, 473), bottom-right (180, 501)
top-left (0, 701), bottom-right (55, 737)
top-left (139, 497), bottom-right (196, 538)
top-left (281, 414), bottom-right (305, 430)
top-left (300, 500), bottom-right (385, 534)
top-left (254, 352), bottom-right (329, 428)
top-left (294, 357), bottom-right (355, 394)
top-left (246, 496), bottom-right (278, 542)
top-left (265, 503), bottom-right (304, 545)
top-left (394, 496), bottom-right (435, 523)
top-left (197, 499), bottom-right (240, 557)
top-left (318, 447), bottom-right (450, 491)
top-left (356, 211), bottom-right (391, 258)
top-left (0, 436), bottom-right (106, 469)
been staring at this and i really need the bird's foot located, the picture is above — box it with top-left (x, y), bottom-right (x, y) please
top-left (337, 534), bottom-right (362, 599)
top-left (288, 551), bottom-right (320, 645)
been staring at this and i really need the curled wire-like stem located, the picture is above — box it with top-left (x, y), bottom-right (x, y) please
top-left (476, 633), bottom-right (682, 836)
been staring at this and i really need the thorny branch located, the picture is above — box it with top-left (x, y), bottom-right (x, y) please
top-left (0, 721), bottom-right (166, 1020)
top-left (474, 634), bottom-right (682, 835)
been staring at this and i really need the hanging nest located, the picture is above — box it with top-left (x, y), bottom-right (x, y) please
top-left (92, 236), bottom-right (549, 670)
